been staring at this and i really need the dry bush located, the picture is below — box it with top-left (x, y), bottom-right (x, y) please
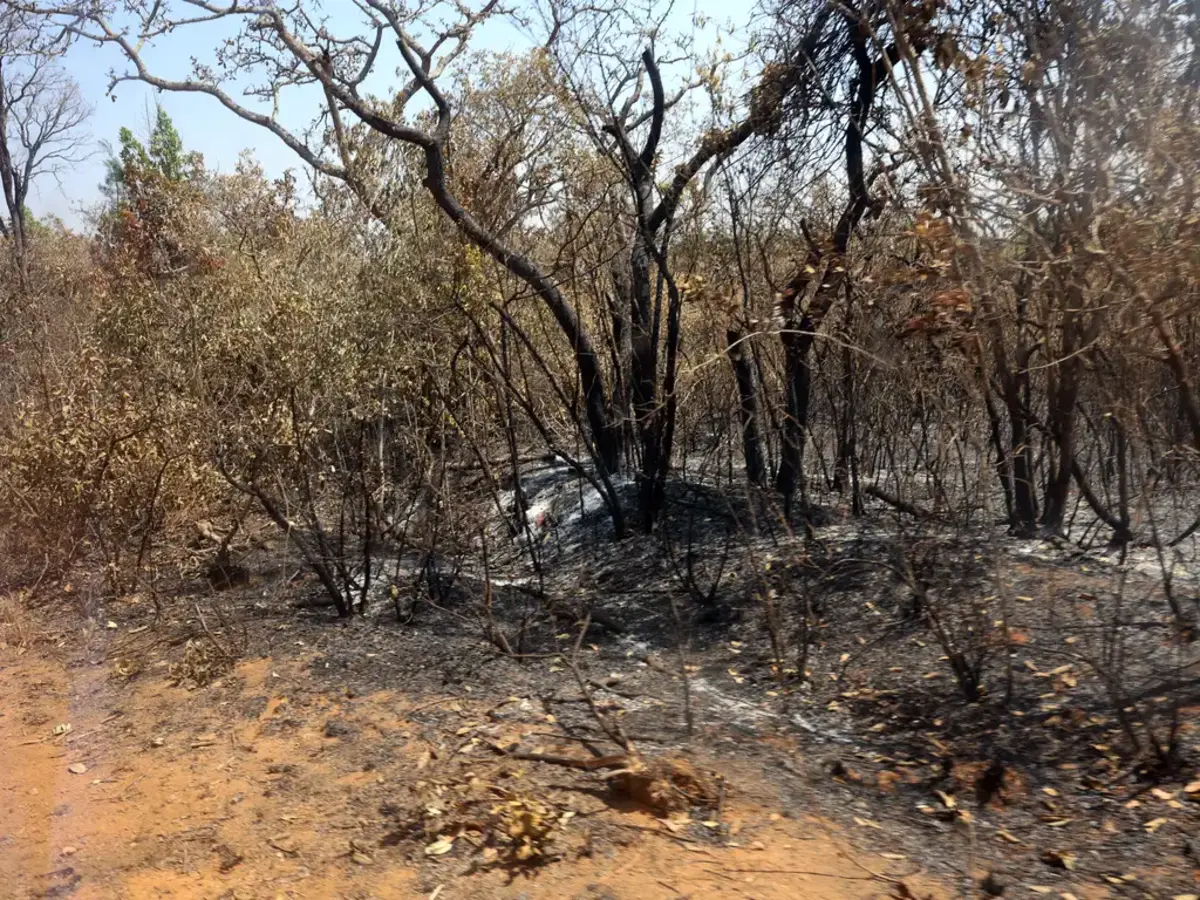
top-left (1, 152), bottom-right (484, 608)
top-left (0, 354), bottom-right (211, 592)
top-left (0, 590), bottom-right (35, 650)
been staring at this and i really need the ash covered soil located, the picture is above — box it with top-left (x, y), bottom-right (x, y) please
top-left (3, 460), bottom-right (1199, 899)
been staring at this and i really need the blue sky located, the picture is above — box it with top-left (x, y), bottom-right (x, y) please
top-left (27, 0), bottom-right (745, 230)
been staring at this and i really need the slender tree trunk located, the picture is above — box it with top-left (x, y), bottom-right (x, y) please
top-left (645, 271), bottom-right (683, 528)
top-left (0, 59), bottom-right (29, 291)
top-left (1041, 303), bottom-right (1085, 531)
top-left (989, 323), bottom-right (1039, 534)
top-left (1004, 382), bottom-right (1040, 534)
top-left (629, 227), bottom-right (658, 481)
top-left (420, 143), bottom-right (621, 476)
top-left (776, 313), bottom-right (816, 514)
top-left (832, 288), bottom-right (861, 513)
top-left (727, 326), bottom-right (766, 486)
top-left (607, 264), bottom-right (635, 466)
top-left (772, 6), bottom-right (899, 516)
top-left (1152, 309), bottom-right (1200, 453)
top-left (983, 385), bottom-right (1015, 522)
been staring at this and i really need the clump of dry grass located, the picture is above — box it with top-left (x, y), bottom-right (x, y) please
top-left (0, 590), bottom-right (36, 650)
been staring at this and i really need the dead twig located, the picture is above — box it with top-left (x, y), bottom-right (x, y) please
top-left (567, 613), bottom-right (633, 752)
top-left (486, 740), bottom-right (629, 771)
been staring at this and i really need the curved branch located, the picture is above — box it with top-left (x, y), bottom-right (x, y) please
top-left (638, 47), bottom-right (664, 172)
top-left (647, 2), bottom-right (836, 234)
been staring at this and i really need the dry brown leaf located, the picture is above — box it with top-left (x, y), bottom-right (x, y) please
top-left (662, 817), bottom-right (690, 834)
top-left (934, 789), bottom-right (957, 810)
top-left (1040, 849), bottom-right (1076, 871)
top-left (1102, 874), bottom-right (1138, 884)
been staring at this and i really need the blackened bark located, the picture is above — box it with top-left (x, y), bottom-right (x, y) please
top-left (983, 385), bottom-right (1016, 522)
top-left (728, 326), bottom-right (766, 486)
top-left (774, 7), bottom-right (895, 514)
top-left (644, 270), bottom-right (683, 529)
top-left (1042, 272), bottom-right (1100, 532)
top-left (1153, 310), bottom-right (1200, 453)
top-left (776, 311), bottom-right (815, 514)
top-left (420, 141), bottom-right (622, 476)
top-left (1002, 377), bottom-right (1040, 534)
top-left (832, 287), bottom-right (862, 513)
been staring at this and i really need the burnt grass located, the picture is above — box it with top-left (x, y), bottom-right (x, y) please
top-left (64, 471), bottom-right (1200, 897)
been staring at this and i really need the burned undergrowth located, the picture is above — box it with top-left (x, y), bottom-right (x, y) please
top-left (8, 454), bottom-right (1196, 899)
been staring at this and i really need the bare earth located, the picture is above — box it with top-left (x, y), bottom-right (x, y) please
top-left (4, 516), bottom-right (1198, 900)
top-left (1, 642), bottom-right (945, 900)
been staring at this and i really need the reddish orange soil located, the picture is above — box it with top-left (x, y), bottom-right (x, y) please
top-left (1, 645), bottom-right (947, 899)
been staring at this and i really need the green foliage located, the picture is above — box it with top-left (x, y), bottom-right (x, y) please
top-left (21, 207), bottom-right (67, 237)
top-left (102, 106), bottom-right (203, 203)
top-left (147, 106), bottom-right (200, 182)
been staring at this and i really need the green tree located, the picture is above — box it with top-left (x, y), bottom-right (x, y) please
top-left (102, 105), bottom-right (201, 201)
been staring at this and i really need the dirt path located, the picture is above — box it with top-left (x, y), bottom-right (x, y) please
top-left (1, 644), bottom-right (945, 900)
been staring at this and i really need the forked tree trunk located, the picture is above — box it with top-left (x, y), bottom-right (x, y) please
top-left (770, 6), bottom-right (905, 517)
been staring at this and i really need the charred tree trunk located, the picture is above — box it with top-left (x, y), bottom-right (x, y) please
top-left (983, 385), bottom-right (1016, 522)
top-left (607, 264), bottom-right (635, 467)
top-left (632, 286), bottom-right (662, 528)
top-left (1041, 311), bottom-right (1084, 531)
top-left (420, 141), bottom-right (622, 478)
top-left (988, 304), bottom-right (1039, 535)
top-left (630, 226), bottom-right (659, 502)
top-left (832, 285), bottom-right (862, 513)
top-left (776, 299), bottom-right (818, 515)
top-left (1002, 375), bottom-right (1040, 534)
top-left (773, 6), bottom-right (897, 516)
top-left (644, 268), bottom-right (684, 527)
top-left (728, 326), bottom-right (767, 486)
top-left (1152, 309), bottom-right (1200, 454)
